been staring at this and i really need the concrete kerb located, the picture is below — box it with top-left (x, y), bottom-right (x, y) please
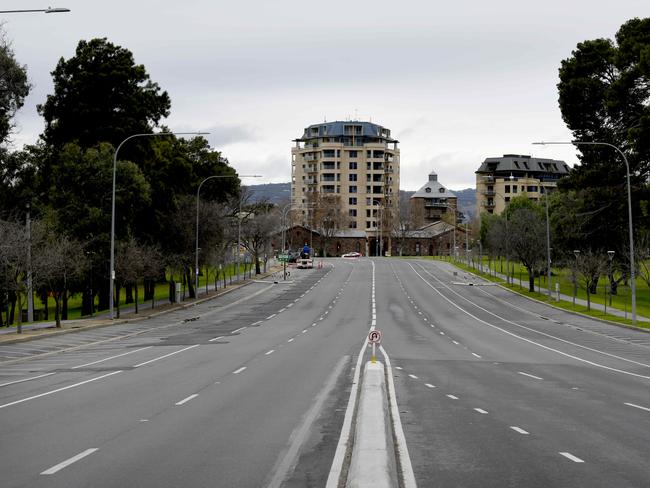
top-left (346, 361), bottom-right (397, 488)
top-left (0, 265), bottom-right (286, 346)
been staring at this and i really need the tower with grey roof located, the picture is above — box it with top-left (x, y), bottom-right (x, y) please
top-left (410, 171), bottom-right (459, 228)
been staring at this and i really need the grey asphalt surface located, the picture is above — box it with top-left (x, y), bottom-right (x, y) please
top-left (1, 258), bottom-right (649, 487)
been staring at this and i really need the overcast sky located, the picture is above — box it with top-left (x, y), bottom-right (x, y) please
top-left (3, 0), bottom-right (649, 190)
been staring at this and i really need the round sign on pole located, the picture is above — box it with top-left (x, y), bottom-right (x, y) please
top-left (368, 330), bottom-right (382, 344)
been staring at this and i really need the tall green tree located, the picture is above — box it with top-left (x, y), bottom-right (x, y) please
top-left (0, 30), bottom-right (30, 145)
top-left (557, 17), bottom-right (650, 256)
top-left (37, 38), bottom-right (170, 150)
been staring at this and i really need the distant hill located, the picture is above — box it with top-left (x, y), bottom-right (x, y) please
top-left (248, 182), bottom-right (476, 220)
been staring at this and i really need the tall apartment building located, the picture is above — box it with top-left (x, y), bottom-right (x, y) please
top-left (476, 154), bottom-right (570, 217)
top-left (291, 121), bottom-right (400, 246)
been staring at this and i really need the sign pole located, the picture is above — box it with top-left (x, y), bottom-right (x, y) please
top-left (372, 342), bottom-right (376, 363)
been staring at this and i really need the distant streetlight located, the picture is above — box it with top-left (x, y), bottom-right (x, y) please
top-left (196, 174), bottom-right (261, 295)
top-left (110, 131), bottom-right (208, 320)
top-left (0, 7), bottom-right (70, 13)
top-left (533, 140), bottom-right (637, 324)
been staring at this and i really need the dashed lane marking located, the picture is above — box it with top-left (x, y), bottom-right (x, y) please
top-left (41, 448), bottom-right (99, 475)
top-left (559, 452), bottom-right (585, 463)
top-left (408, 374), bottom-right (418, 379)
top-left (266, 314), bottom-right (277, 320)
top-left (624, 402), bottom-right (650, 412)
top-left (472, 353), bottom-right (482, 358)
top-left (474, 408), bottom-right (489, 414)
top-left (175, 394), bottom-right (198, 406)
top-left (232, 367), bottom-right (246, 374)
top-left (510, 426), bottom-right (529, 435)
top-left (231, 327), bottom-right (247, 334)
top-left (265, 350), bottom-right (275, 355)
top-left (134, 345), bottom-right (199, 368)
top-left (518, 372), bottom-right (543, 380)
top-left (288, 338), bottom-right (295, 343)
top-left (425, 383), bottom-right (435, 388)
top-left (0, 372), bottom-right (56, 387)
top-left (209, 336), bottom-right (224, 342)
top-left (446, 394), bottom-right (459, 400)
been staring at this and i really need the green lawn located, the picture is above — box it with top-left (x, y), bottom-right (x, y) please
top-left (395, 254), bottom-right (650, 329)
top-left (5, 262), bottom-right (262, 326)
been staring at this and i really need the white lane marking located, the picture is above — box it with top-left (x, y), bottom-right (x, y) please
top-left (559, 452), bottom-right (585, 463)
top-left (41, 448), bottom-right (99, 475)
top-left (625, 402), bottom-right (650, 412)
top-left (446, 394), bottom-right (459, 400)
top-left (232, 367), bottom-right (246, 375)
top-left (302, 329), bottom-right (308, 334)
top-left (474, 408), bottom-right (489, 414)
top-left (139, 419), bottom-right (149, 422)
top-left (266, 314), bottom-right (277, 319)
top-left (452, 340), bottom-right (460, 345)
top-left (410, 264), bottom-right (650, 380)
top-left (378, 345), bottom-right (417, 488)
top-left (472, 353), bottom-right (482, 358)
top-left (0, 372), bottom-right (56, 387)
top-left (408, 374), bottom-right (418, 379)
top-left (231, 326), bottom-right (247, 334)
top-left (134, 345), bottom-right (199, 368)
top-left (518, 371), bottom-right (544, 380)
top-left (440, 332), bottom-right (445, 335)
top-left (425, 383), bottom-right (436, 388)
top-left (294, 298), bottom-right (300, 302)
top-left (71, 347), bottom-right (152, 369)
top-left (279, 308), bottom-right (286, 313)
top-left (371, 319), bottom-right (376, 326)
top-left (209, 336), bottom-right (224, 342)
top-left (265, 350), bottom-right (275, 356)
top-left (395, 366), bottom-right (403, 370)
top-left (510, 426), bottom-right (529, 435)
top-left (175, 394), bottom-right (198, 406)
top-left (0, 371), bottom-right (122, 410)
top-left (287, 303), bottom-right (293, 308)
top-left (287, 338), bottom-right (295, 343)
top-left (251, 320), bottom-right (263, 326)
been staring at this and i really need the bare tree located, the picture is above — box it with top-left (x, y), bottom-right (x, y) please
top-left (574, 249), bottom-right (608, 310)
top-left (508, 208), bottom-right (546, 292)
top-left (32, 228), bottom-right (85, 327)
top-left (311, 193), bottom-right (342, 257)
top-left (241, 210), bottom-right (279, 275)
top-left (0, 219), bottom-right (25, 328)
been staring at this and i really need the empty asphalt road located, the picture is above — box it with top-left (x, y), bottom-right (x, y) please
top-left (0, 258), bottom-right (648, 487)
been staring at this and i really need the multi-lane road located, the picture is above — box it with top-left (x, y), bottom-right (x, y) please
top-left (0, 259), bottom-right (648, 487)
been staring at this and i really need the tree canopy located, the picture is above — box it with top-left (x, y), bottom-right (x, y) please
top-left (37, 38), bottom-right (171, 149)
top-left (0, 31), bottom-right (30, 145)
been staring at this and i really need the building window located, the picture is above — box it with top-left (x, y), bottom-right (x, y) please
top-left (527, 185), bottom-right (538, 192)
top-left (367, 162), bottom-right (372, 170)
top-left (348, 150), bottom-right (358, 157)
top-left (349, 162), bottom-right (357, 169)
top-left (349, 174), bottom-right (357, 182)
top-left (366, 150), bottom-right (372, 158)
top-left (349, 209), bottom-right (357, 217)
top-left (349, 197), bottom-right (357, 205)
top-left (366, 221), bottom-right (372, 229)
top-left (349, 221), bottom-right (357, 229)
top-left (349, 185), bottom-right (357, 193)
top-left (513, 186), bottom-right (517, 193)
top-left (505, 185), bottom-right (510, 193)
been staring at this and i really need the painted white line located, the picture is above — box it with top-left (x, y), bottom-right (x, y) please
top-left (287, 303), bottom-right (293, 308)
top-left (446, 394), bottom-right (458, 400)
top-left (72, 347), bottom-right (152, 369)
top-left (302, 329), bottom-right (308, 333)
top-left (378, 345), bottom-right (417, 488)
top-left (209, 336), bottom-right (225, 342)
top-left (0, 371), bottom-right (122, 410)
top-left (266, 314), bottom-right (277, 319)
top-left (265, 350), bottom-right (275, 355)
top-left (231, 326), bottom-right (247, 334)
top-left (411, 264), bottom-right (650, 379)
top-left (425, 383), bottom-right (436, 388)
top-left (232, 367), bottom-right (246, 374)
top-left (371, 319), bottom-right (376, 326)
top-left (134, 345), bottom-right (199, 368)
top-left (251, 320), bottom-right (263, 326)
top-left (559, 452), bottom-right (584, 463)
top-left (279, 308), bottom-right (286, 313)
top-left (175, 394), bottom-right (198, 406)
top-left (288, 338), bottom-right (295, 343)
top-left (472, 353), bottom-right (482, 358)
top-left (452, 340), bottom-right (460, 345)
top-left (41, 448), bottom-right (98, 475)
top-left (395, 366), bottom-right (403, 370)
top-left (625, 402), bottom-right (650, 412)
top-left (474, 408), bottom-right (489, 414)
top-left (0, 372), bottom-right (55, 387)
top-left (440, 332), bottom-right (445, 335)
top-left (294, 298), bottom-right (300, 302)
top-left (510, 426), bottom-right (529, 435)
top-left (518, 371), bottom-right (543, 380)
top-left (408, 374), bottom-right (419, 379)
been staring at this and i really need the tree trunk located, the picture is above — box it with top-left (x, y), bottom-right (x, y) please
top-left (255, 251), bottom-right (261, 275)
top-left (610, 279), bottom-right (618, 296)
top-left (62, 289), bottom-right (68, 320)
top-left (586, 289), bottom-right (591, 310)
top-left (54, 295), bottom-right (61, 328)
top-left (528, 270), bottom-right (535, 292)
top-left (115, 284), bottom-right (121, 318)
top-left (184, 265), bottom-right (195, 299)
top-left (98, 276), bottom-right (109, 312)
top-left (134, 282), bottom-right (139, 314)
top-left (82, 287), bottom-right (92, 316)
top-left (144, 279), bottom-right (154, 301)
top-left (126, 284), bottom-right (134, 304)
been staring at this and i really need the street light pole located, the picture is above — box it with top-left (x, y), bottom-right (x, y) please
top-left (0, 7), bottom-right (70, 13)
top-left (110, 131), bottom-right (207, 320)
top-left (533, 140), bottom-right (637, 324)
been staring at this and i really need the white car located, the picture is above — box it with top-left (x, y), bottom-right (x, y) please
top-left (341, 252), bottom-right (362, 258)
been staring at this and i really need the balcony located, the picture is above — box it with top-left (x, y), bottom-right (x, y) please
top-left (483, 190), bottom-right (496, 196)
top-left (424, 202), bottom-right (448, 208)
top-left (482, 201), bottom-right (495, 208)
